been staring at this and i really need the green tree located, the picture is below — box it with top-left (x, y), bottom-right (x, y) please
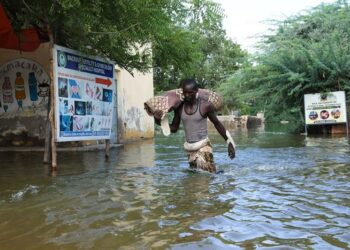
top-left (1, 0), bottom-right (198, 73)
top-left (220, 1), bottom-right (350, 129)
top-left (2, 0), bottom-right (246, 92)
top-left (153, 0), bottom-right (247, 92)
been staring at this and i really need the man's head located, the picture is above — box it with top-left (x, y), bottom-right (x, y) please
top-left (181, 79), bottom-right (198, 103)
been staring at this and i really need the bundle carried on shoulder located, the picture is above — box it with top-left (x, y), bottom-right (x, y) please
top-left (144, 88), bottom-right (223, 117)
top-left (168, 88), bottom-right (223, 111)
top-left (144, 88), bottom-right (223, 136)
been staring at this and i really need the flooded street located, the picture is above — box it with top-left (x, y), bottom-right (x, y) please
top-left (1, 127), bottom-right (350, 249)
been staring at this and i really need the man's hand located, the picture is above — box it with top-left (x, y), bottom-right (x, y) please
top-left (153, 110), bottom-right (163, 125)
top-left (154, 110), bottom-right (163, 120)
top-left (228, 142), bottom-right (235, 159)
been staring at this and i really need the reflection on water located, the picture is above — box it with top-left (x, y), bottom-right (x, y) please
top-left (0, 128), bottom-right (350, 249)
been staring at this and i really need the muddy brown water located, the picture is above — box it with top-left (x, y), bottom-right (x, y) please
top-left (0, 126), bottom-right (350, 249)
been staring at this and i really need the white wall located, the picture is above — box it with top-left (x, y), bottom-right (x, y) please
top-left (116, 67), bottom-right (154, 142)
top-left (0, 43), bottom-right (51, 146)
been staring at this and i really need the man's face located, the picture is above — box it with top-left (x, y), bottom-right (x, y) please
top-left (183, 85), bottom-right (197, 103)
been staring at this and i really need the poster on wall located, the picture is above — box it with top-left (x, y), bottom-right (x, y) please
top-left (0, 58), bottom-right (50, 117)
top-left (304, 91), bottom-right (347, 125)
top-left (53, 45), bottom-right (115, 142)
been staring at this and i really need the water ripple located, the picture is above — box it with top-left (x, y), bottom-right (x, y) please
top-left (10, 185), bottom-right (39, 202)
top-left (0, 132), bottom-right (350, 249)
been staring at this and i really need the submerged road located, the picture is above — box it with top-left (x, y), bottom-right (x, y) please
top-left (0, 127), bottom-right (349, 249)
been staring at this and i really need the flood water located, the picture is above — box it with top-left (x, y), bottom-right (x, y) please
top-left (1, 126), bottom-right (350, 249)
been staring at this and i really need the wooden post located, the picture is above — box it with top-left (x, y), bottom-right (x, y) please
top-left (43, 120), bottom-right (51, 163)
top-left (50, 110), bottom-right (57, 169)
top-left (105, 139), bottom-right (110, 158)
top-left (43, 94), bottom-right (51, 164)
top-left (48, 32), bottom-right (57, 169)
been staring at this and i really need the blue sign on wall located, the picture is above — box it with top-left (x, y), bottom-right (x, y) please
top-left (57, 50), bottom-right (114, 78)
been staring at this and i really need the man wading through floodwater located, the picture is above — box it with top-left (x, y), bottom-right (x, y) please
top-left (155, 79), bottom-right (236, 173)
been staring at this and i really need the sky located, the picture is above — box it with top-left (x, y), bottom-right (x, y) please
top-left (215, 0), bottom-right (336, 53)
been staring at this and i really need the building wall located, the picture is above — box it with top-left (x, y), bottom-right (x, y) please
top-left (0, 43), bottom-right (51, 70)
top-left (0, 45), bottom-right (155, 146)
top-left (116, 67), bottom-right (154, 143)
top-left (0, 43), bottom-right (51, 146)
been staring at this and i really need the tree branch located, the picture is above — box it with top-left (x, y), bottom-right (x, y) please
top-left (89, 23), bottom-right (139, 34)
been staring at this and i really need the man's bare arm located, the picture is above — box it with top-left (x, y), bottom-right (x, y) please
top-left (207, 105), bottom-right (236, 159)
top-left (207, 110), bottom-right (227, 140)
top-left (170, 106), bottom-right (181, 133)
top-left (153, 110), bottom-right (163, 125)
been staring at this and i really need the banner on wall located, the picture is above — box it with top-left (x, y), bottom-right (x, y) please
top-left (304, 91), bottom-right (347, 125)
top-left (53, 45), bottom-right (115, 142)
top-left (0, 58), bottom-right (50, 116)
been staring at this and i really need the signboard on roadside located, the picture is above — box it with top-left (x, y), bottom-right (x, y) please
top-left (304, 91), bottom-right (347, 125)
top-left (53, 45), bottom-right (115, 142)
